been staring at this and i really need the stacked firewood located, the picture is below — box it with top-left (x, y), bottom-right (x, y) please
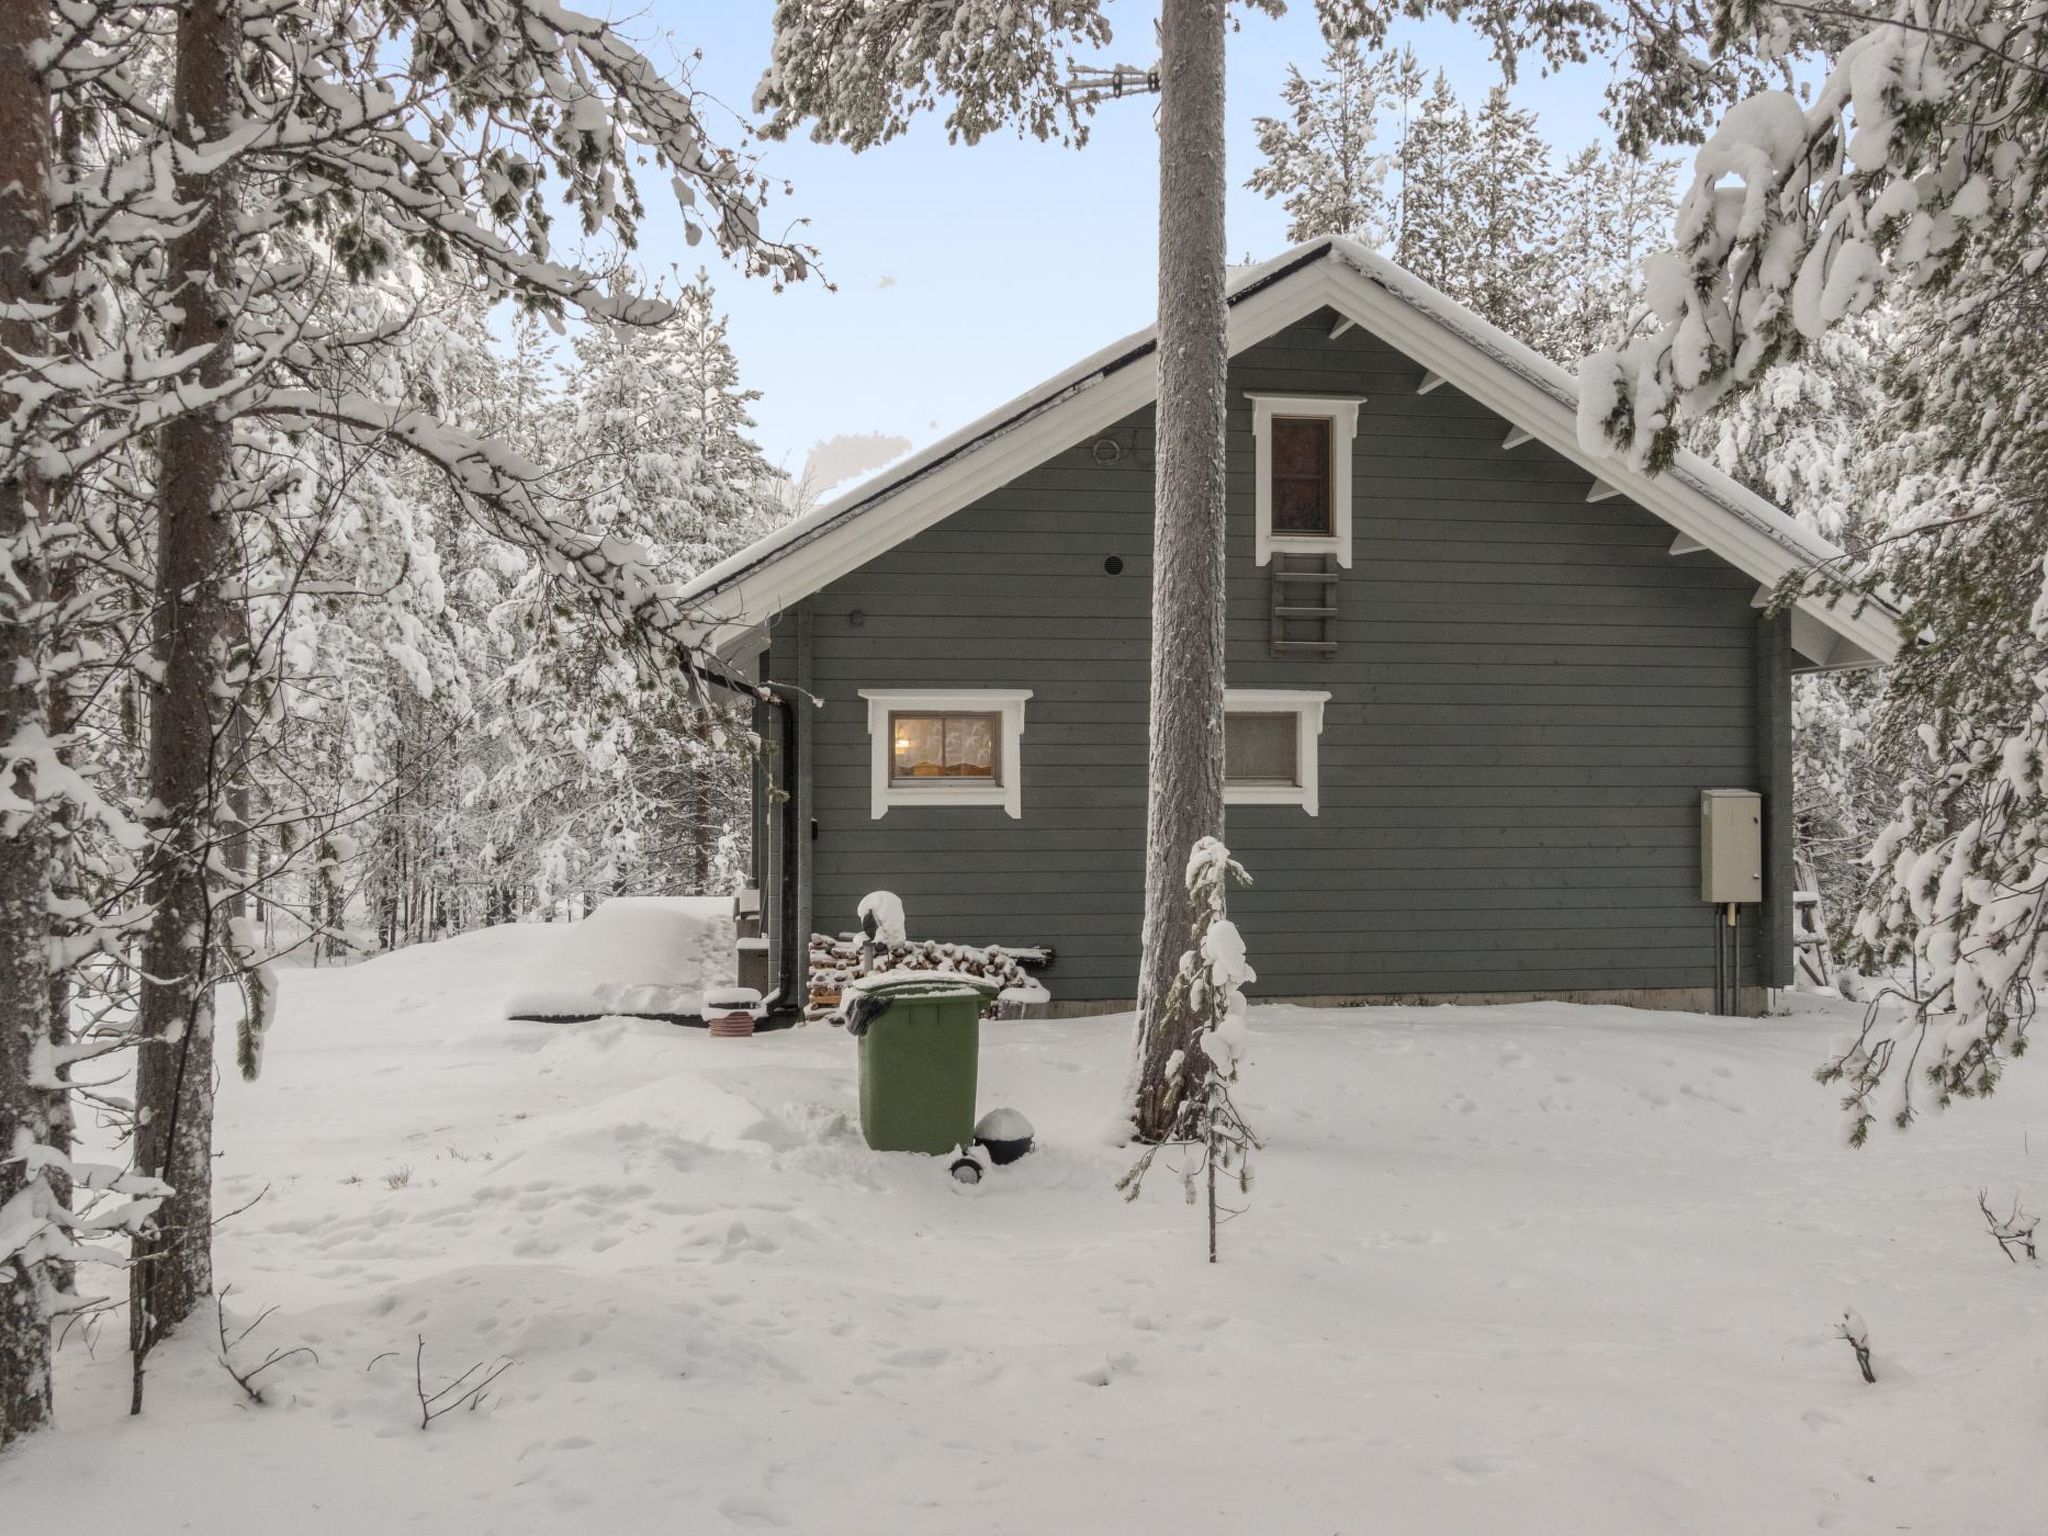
top-left (807, 934), bottom-right (1051, 1020)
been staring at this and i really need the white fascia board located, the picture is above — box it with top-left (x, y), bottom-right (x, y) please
top-left (1308, 262), bottom-right (1901, 666)
top-left (696, 278), bottom-right (1332, 656)
top-left (694, 242), bottom-right (1900, 668)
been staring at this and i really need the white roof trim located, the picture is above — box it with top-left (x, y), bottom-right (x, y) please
top-left (681, 239), bottom-right (1901, 669)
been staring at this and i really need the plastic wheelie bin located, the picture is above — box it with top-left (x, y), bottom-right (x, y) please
top-left (841, 972), bottom-right (996, 1154)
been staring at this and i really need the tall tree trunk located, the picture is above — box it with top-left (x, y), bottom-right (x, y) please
top-left (131, 0), bottom-right (238, 1386)
top-left (1128, 0), bottom-right (1230, 1144)
top-left (40, 104), bottom-right (89, 1303)
top-left (0, 0), bottom-right (57, 1450)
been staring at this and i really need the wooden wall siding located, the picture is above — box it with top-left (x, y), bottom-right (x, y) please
top-left (761, 310), bottom-right (1789, 1003)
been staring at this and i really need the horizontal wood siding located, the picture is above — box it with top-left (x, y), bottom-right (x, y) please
top-left (767, 310), bottom-right (1783, 1002)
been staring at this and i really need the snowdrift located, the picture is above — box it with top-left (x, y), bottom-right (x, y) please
top-left (501, 897), bottom-right (735, 1022)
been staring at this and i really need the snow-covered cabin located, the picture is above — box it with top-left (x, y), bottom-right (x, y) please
top-left (683, 238), bottom-right (1902, 1017)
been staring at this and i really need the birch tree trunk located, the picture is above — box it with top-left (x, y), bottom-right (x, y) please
top-left (131, 0), bottom-right (238, 1373)
top-left (0, 0), bottom-right (56, 1449)
top-left (1128, 0), bottom-right (1230, 1143)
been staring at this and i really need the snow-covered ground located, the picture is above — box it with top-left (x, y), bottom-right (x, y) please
top-left (5, 925), bottom-right (2043, 1534)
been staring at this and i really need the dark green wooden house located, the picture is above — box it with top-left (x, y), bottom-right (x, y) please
top-left (684, 239), bottom-right (1901, 1018)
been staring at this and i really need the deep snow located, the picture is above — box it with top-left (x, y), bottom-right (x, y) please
top-left (4, 924), bottom-right (2044, 1534)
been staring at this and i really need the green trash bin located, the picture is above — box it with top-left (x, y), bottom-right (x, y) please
top-left (845, 972), bottom-right (997, 1155)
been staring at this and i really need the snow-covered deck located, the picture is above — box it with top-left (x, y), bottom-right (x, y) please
top-left (500, 896), bottom-right (736, 1021)
top-left (6, 924), bottom-right (2041, 1533)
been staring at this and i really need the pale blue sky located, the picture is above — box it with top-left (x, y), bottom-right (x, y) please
top-left (619, 3), bottom-right (1644, 486)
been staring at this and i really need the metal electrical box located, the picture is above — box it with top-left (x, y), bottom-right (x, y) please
top-left (1700, 789), bottom-right (1764, 903)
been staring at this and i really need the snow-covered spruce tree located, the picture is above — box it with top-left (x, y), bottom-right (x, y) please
top-left (1248, 58), bottom-right (1670, 367)
top-left (1246, 37), bottom-right (1394, 245)
top-left (1389, 72), bottom-right (1474, 298)
top-left (1684, 316), bottom-right (1900, 937)
top-left (1577, 1), bottom-right (2048, 1137)
top-left (1462, 86), bottom-right (1566, 352)
top-left (1118, 839), bottom-right (1258, 1260)
top-left (1545, 144), bottom-right (1677, 362)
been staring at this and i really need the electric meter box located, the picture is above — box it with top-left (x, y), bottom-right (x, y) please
top-left (1699, 789), bottom-right (1763, 904)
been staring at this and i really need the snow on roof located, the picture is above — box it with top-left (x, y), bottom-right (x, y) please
top-left (681, 238), bottom-right (1900, 668)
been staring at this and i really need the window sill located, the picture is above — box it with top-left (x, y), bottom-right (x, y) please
top-left (1226, 783), bottom-right (1313, 809)
top-left (880, 783), bottom-right (1009, 811)
top-left (1266, 533), bottom-right (1340, 554)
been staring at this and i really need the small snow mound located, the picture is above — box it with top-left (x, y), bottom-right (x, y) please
top-left (857, 890), bottom-right (906, 945)
top-left (974, 1107), bottom-right (1033, 1141)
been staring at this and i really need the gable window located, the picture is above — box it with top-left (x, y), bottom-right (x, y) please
top-left (860, 690), bottom-right (1031, 819)
top-left (1223, 689), bottom-right (1330, 815)
top-left (1270, 417), bottom-right (1333, 535)
top-left (1250, 394), bottom-right (1363, 568)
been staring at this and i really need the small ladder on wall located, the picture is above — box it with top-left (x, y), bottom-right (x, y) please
top-left (1270, 552), bottom-right (1338, 655)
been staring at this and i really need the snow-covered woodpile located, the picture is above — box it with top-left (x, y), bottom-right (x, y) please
top-left (807, 934), bottom-right (1051, 1020)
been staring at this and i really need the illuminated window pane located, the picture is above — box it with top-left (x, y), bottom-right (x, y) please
top-left (890, 713), bottom-right (999, 782)
top-left (944, 715), bottom-right (995, 776)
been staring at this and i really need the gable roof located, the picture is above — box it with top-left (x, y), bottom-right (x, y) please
top-left (682, 237), bottom-right (1902, 670)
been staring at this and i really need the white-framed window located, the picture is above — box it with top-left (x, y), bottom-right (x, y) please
top-left (859, 689), bottom-right (1032, 820)
top-left (1224, 689), bottom-right (1330, 816)
top-left (1249, 394), bottom-right (1363, 569)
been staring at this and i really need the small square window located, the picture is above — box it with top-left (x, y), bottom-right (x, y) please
top-left (890, 712), bottom-right (999, 784)
top-left (861, 690), bottom-right (1032, 818)
top-left (1225, 712), bottom-right (1299, 787)
top-left (1270, 417), bottom-right (1332, 536)
top-left (1223, 690), bottom-right (1329, 815)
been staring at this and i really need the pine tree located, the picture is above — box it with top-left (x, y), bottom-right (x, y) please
top-left (1246, 39), bottom-right (1394, 244)
top-left (0, 0), bottom-right (59, 1450)
top-left (1394, 73), bottom-right (1474, 297)
top-left (1686, 318), bottom-right (1898, 934)
top-left (1579, 2), bottom-right (2048, 1134)
top-left (1544, 145), bottom-right (1676, 361)
top-left (0, 0), bottom-right (816, 1435)
top-left (1463, 86), bottom-right (1564, 347)
top-left (1128, 0), bottom-right (1233, 1144)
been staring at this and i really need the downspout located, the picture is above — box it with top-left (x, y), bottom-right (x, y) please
top-left (682, 647), bottom-right (808, 1028)
top-left (762, 685), bottom-right (805, 1027)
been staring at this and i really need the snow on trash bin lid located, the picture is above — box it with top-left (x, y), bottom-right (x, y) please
top-left (843, 968), bottom-right (999, 1002)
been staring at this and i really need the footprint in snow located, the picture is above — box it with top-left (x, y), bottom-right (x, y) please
top-left (1445, 1453), bottom-right (1525, 1480)
top-left (717, 1497), bottom-right (789, 1529)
